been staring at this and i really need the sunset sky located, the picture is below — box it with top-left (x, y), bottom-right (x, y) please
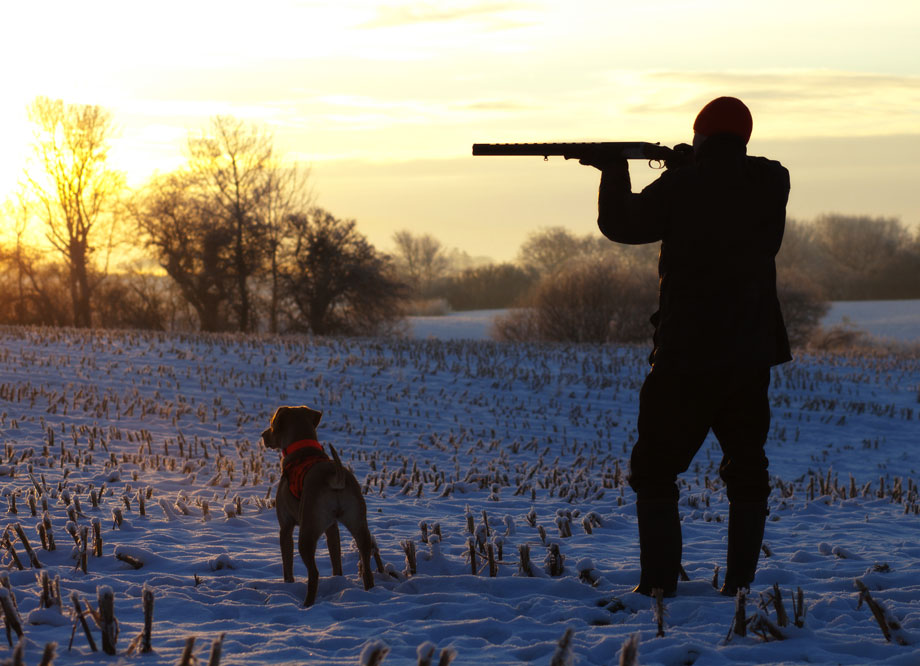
top-left (3, 0), bottom-right (919, 262)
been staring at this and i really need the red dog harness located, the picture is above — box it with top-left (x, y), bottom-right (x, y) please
top-left (281, 439), bottom-right (328, 499)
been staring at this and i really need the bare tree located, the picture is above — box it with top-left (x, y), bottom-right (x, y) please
top-left (134, 171), bottom-right (235, 332)
top-left (1, 192), bottom-right (30, 321)
top-left (24, 97), bottom-right (124, 327)
top-left (137, 116), bottom-right (310, 333)
top-left (517, 226), bottom-right (597, 276)
top-left (262, 164), bottom-right (312, 333)
top-left (813, 214), bottom-right (908, 278)
top-left (186, 116), bottom-right (275, 332)
top-left (280, 208), bottom-right (408, 336)
top-left (799, 214), bottom-right (920, 300)
top-left (391, 230), bottom-right (450, 296)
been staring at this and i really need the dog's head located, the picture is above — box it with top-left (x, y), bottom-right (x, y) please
top-left (262, 406), bottom-right (324, 450)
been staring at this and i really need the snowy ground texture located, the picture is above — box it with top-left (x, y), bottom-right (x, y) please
top-left (0, 321), bottom-right (918, 665)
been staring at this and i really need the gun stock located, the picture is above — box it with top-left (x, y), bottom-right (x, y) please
top-left (472, 141), bottom-right (676, 162)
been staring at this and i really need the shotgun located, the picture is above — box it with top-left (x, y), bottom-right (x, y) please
top-left (472, 141), bottom-right (690, 168)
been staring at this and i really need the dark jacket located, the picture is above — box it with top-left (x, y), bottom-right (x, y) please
top-left (597, 133), bottom-right (792, 371)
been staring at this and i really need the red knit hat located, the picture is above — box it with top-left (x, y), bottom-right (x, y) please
top-left (693, 97), bottom-right (753, 144)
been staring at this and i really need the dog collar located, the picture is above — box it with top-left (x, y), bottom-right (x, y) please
top-left (283, 439), bottom-right (324, 458)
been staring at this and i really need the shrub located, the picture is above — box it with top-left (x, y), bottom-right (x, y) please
top-left (0, 248), bottom-right (72, 326)
top-left (806, 323), bottom-right (920, 357)
top-left (94, 273), bottom-right (177, 331)
top-left (404, 298), bottom-right (451, 317)
top-left (495, 260), bottom-right (829, 349)
top-left (807, 322), bottom-right (866, 351)
top-left (777, 269), bottom-right (830, 348)
top-left (492, 261), bottom-right (656, 344)
top-left (490, 307), bottom-right (539, 343)
top-left (440, 263), bottom-right (536, 311)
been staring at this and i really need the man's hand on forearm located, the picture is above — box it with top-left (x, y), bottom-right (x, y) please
top-left (597, 160), bottom-right (631, 194)
top-left (577, 147), bottom-right (629, 173)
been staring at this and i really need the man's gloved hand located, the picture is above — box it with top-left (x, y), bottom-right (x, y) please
top-left (665, 143), bottom-right (693, 170)
top-left (577, 150), bottom-right (629, 173)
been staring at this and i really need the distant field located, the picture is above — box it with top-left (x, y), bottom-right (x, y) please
top-left (409, 300), bottom-right (920, 342)
top-left (822, 299), bottom-right (920, 341)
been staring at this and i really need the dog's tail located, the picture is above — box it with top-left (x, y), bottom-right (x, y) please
top-left (328, 444), bottom-right (347, 490)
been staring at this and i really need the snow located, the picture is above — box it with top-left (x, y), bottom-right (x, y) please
top-left (409, 300), bottom-right (920, 343)
top-left (408, 309), bottom-right (501, 341)
top-left (823, 300), bottom-right (920, 342)
top-left (0, 324), bottom-right (917, 665)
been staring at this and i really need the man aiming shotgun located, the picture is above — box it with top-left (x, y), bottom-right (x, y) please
top-left (474, 96), bottom-right (791, 597)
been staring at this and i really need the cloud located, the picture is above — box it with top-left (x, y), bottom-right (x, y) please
top-left (360, 1), bottom-right (528, 29)
top-left (633, 69), bottom-right (920, 108)
top-left (616, 70), bottom-right (920, 138)
top-left (461, 100), bottom-right (534, 112)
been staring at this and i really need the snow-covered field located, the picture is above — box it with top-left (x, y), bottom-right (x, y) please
top-left (408, 300), bottom-right (920, 343)
top-left (409, 309), bottom-right (501, 341)
top-left (822, 300), bottom-right (920, 343)
top-left (0, 323), bottom-right (918, 665)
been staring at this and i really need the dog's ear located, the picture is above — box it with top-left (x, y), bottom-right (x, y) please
top-left (270, 406), bottom-right (291, 427)
top-left (307, 408), bottom-right (323, 428)
top-left (264, 407), bottom-right (292, 449)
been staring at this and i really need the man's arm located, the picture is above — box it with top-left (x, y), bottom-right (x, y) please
top-left (760, 159), bottom-right (791, 257)
top-left (591, 159), bottom-right (671, 245)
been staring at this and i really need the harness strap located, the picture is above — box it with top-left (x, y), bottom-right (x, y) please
top-left (283, 439), bottom-right (324, 458)
top-left (280, 439), bottom-right (328, 500)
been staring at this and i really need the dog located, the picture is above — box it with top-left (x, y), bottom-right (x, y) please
top-left (261, 405), bottom-right (375, 606)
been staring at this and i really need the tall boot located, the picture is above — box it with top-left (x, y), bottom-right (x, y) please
top-left (720, 500), bottom-right (768, 596)
top-left (633, 499), bottom-right (682, 597)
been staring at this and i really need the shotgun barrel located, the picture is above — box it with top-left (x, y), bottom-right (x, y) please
top-left (472, 141), bottom-right (676, 162)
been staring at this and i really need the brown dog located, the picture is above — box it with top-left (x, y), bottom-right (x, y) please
top-left (261, 405), bottom-right (374, 606)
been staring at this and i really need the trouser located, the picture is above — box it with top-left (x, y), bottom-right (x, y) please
top-left (628, 366), bottom-right (772, 503)
top-left (627, 365), bottom-right (772, 594)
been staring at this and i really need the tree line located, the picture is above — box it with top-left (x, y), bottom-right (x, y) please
top-left (1, 98), bottom-right (405, 335)
top-left (2, 97), bottom-right (918, 342)
top-left (399, 218), bottom-right (920, 310)
top-left (396, 216), bottom-right (920, 345)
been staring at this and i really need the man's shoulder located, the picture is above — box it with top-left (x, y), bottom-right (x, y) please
top-left (746, 154), bottom-right (789, 176)
top-left (649, 152), bottom-right (789, 192)
top-left (746, 153), bottom-right (786, 167)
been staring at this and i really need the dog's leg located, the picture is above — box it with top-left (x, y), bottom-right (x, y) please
top-left (343, 521), bottom-right (376, 592)
top-left (298, 529), bottom-right (322, 607)
top-left (279, 521), bottom-right (295, 583)
top-left (357, 528), bottom-right (375, 592)
top-left (326, 524), bottom-right (343, 576)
